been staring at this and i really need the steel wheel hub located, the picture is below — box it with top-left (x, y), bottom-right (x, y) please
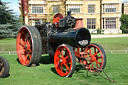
top-left (25, 44), bottom-right (27, 48)
top-left (59, 59), bottom-right (63, 63)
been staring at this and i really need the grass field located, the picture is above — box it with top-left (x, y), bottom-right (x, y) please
top-left (0, 37), bottom-right (128, 51)
top-left (0, 54), bottom-right (128, 85)
top-left (91, 37), bottom-right (128, 50)
top-left (0, 38), bottom-right (16, 51)
top-left (0, 37), bottom-right (128, 85)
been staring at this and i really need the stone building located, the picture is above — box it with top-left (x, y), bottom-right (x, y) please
top-left (122, 1), bottom-right (128, 14)
top-left (19, 0), bottom-right (122, 34)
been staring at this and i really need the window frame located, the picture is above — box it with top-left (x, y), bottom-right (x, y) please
top-left (88, 5), bottom-right (95, 13)
top-left (31, 6), bottom-right (44, 14)
top-left (87, 18), bottom-right (96, 29)
top-left (103, 18), bottom-right (116, 29)
top-left (68, 5), bottom-right (81, 14)
top-left (103, 4), bottom-right (116, 13)
top-left (53, 5), bottom-right (60, 13)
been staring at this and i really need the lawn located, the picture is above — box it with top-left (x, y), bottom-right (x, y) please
top-left (0, 37), bottom-right (128, 85)
top-left (0, 38), bottom-right (16, 51)
top-left (0, 37), bottom-right (128, 52)
top-left (91, 37), bottom-right (128, 50)
top-left (0, 54), bottom-right (128, 85)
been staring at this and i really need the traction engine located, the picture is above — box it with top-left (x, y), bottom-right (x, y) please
top-left (16, 11), bottom-right (106, 77)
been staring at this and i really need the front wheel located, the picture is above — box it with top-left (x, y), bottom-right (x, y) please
top-left (54, 44), bottom-right (76, 77)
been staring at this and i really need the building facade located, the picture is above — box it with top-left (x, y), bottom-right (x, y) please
top-left (19, 0), bottom-right (122, 34)
top-left (122, 1), bottom-right (128, 14)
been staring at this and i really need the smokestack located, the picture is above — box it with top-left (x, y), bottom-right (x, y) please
top-left (74, 18), bottom-right (83, 30)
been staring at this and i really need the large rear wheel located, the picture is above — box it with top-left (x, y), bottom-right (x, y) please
top-left (16, 26), bottom-right (42, 66)
top-left (54, 44), bottom-right (76, 77)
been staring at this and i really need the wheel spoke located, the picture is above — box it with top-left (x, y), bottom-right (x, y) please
top-left (93, 51), bottom-right (99, 57)
top-left (76, 48), bottom-right (80, 53)
top-left (61, 65), bottom-right (63, 74)
top-left (98, 56), bottom-right (102, 59)
top-left (64, 49), bottom-right (69, 59)
top-left (89, 48), bottom-right (92, 55)
top-left (20, 39), bottom-right (25, 47)
top-left (27, 45), bottom-right (32, 51)
top-left (94, 47), bottom-right (96, 53)
top-left (27, 33), bottom-right (31, 42)
top-left (91, 63), bottom-right (94, 69)
top-left (19, 50), bottom-right (25, 55)
top-left (64, 63), bottom-right (69, 71)
top-left (25, 55), bottom-right (28, 61)
top-left (28, 38), bottom-right (32, 43)
top-left (0, 62), bottom-right (4, 69)
top-left (22, 31), bottom-right (26, 37)
top-left (25, 32), bottom-right (29, 42)
top-left (94, 60), bottom-right (100, 64)
top-left (27, 51), bottom-right (31, 60)
top-left (61, 50), bottom-right (64, 58)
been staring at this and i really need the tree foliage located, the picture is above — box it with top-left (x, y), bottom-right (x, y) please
top-left (0, 1), bottom-right (21, 38)
top-left (120, 14), bottom-right (128, 33)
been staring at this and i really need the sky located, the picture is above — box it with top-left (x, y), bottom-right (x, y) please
top-left (1, 0), bottom-right (20, 16)
top-left (1, 0), bottom-right (128, 17)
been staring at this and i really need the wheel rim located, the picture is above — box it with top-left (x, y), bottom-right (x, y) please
top-left (54, 45), bottom-right (73, 77)
top-left (86, 44), bottom-right (104, 71)
top-left (17, 27), bottom-right (33, 66)
top-left (75, 45), bottom-right (104, 72)
top-left (0, 62), bottom-right (4, 76)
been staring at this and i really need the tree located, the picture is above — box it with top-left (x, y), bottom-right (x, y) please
top-left (120, 14), bottom-right (128, 33)
top-left (0, 1), bottom-right (20, 38)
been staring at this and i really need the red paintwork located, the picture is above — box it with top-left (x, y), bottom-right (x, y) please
top-left (16, 26), bottom-right (32, 66)
top-left (73, 18), bottom-right (83, 30)
top-left (54, 45), bottom-right (72, 77)
top-left (74, 44), bottom-right (104, 72)
top-left (52, 13), bottom-right (65, 27)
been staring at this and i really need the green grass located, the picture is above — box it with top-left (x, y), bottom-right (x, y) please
top-left (0, 54), bottom-right (128, 85)
top-left (0, 38), bottom-right (16, 51)
top-left (91, 37), bottom-right (128, 50)
top-left (0, 37), bottom-right (128, 51)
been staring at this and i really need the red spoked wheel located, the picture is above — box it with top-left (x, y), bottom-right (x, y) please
top-left (16, 26), bottom-right (42, 66)
top-left (54, 44), bottom-right (76, 77)
top-left (74, 43), bottom-right (106, 72)
top-left (0, 57), bottom-right (10, 78)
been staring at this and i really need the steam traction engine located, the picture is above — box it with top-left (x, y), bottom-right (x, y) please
top-left (16, 12), bottom-right (106, 77)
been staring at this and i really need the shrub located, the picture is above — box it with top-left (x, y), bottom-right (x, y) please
top-left (120, 14), bottom-right (128, 33)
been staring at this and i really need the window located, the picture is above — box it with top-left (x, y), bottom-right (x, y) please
top-left (32, 6), bottom-right (44, 13)
top-left (103, 18), bottom-right (116, 29)
top-left (103, 4), bottom-right (116, 13)
top-left (88, 5), bottom-right (95, 13)
top-left (68, 5), bottom-right (80, 13)
top-left (53, 5), bottom-right (59, 13)
top-left (87, 19), bottom-right (96, 29)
